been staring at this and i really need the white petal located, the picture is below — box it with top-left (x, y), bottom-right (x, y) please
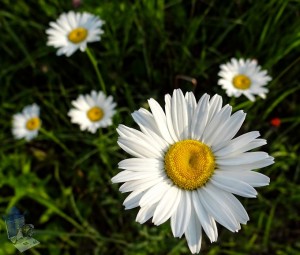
top-left (185, 92), bottom-right (197, 137)
top-left (119, 176), bottom-right (165, 193)
top-left (185, 208), bottom-right (202, 254)
top-left (229, 139), bottom-right (267, 155)
top-left (192, 191), bottom-right (218, 242)
top-left (117, 124), bottom-right (165, 154)
top-left (136, 203), bottom-right (158, 224)
top-left (218, 157), bottom-right (274, 171)
top-left (117, 141), bottom-right (147, 158)
top-left (213, 131), bottom-right (261, 156)
top-left (207, 94), bottom-right (223, 123)
top-left (202, 104), bottom-right (232, 145)
top-left (165, 94), bottom-right (180, 142)
top-left (210, 110), bottom-right (246, 147)
top-left (132, 110), bottom-right (169, 150)
top-left (171, 89), bottom-right (189, 140)
top-left (214, 170), bottom-right (270, 187)
top-left (118, 158), bottom-right (163, 172)
top-left (132, 108), bottom-right (160, 137)
top-left (216, 152), bottom-right (270, 165)
top-left (118, 137), bottom-right (162, 158)
top-left (148, 98), bottom-right (174, 144)
top-left (139, 182), bottom-right (170, 207)
top-left (111, 170), bottom-right (157, 183)
top-left (123, 190), bottom-right (146, 209)
top-left (152, 185), bottom-right (181, 225)
top-left (212, 188), bottom-right (249, 224)
top-left (171, 190), bottom-right (192, 238)
top-left (190, 94), bottom-right (210, 140)
top-left (210, 174), bottom-right (258, 198)
top-left (198, 185), bottom-right (240, 232)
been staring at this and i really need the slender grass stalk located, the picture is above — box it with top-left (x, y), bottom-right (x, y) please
top-left (69, 191), bottom-right (105, 245)
top-left (39, 127), bottom-right (75, 158)
top-left (27, 192), bottom-right (84, 232)
top-left (86, 47), bottom-right (107, 94)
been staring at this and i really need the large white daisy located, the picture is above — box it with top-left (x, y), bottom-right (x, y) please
top-left (46, 11), bottom-right (104, 57)
top-left (112, 89), bottom-right (274, 254)
top-left (218, 58), bottom-right (272, 101)
top-left (68, 90), bottom-right (116, 133)
top-left (12, 104), bottom-right (41, 141)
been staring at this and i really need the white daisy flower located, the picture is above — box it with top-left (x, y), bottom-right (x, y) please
top-left (218, 58), bottom-right (272, 101)
top-left (46, 11), bottom-right (104, 57)
top-left (112, 89), bottom-right (274, 254)
top-left (68, 90), bottom-right (116, 133)
top-left (12, 104), bottom-right (41, 141)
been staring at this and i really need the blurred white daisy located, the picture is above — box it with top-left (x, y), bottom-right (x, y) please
top-left (68, 90), bottom-right (116, 133)
top-left (46, 11), bottom-right (104, 57)
top-left (218, 58), bottom-right (272, 101)
top-left (12, 104), bottom-right (41, 141)
top-left (112, 89), bottom-right (274, 254)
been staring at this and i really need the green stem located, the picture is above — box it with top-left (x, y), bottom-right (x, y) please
top-left (40, 128), bottom-right (75, 158)
top-left (27, 193), bottom-right (84, 232)
top-left (69, 191), bottom-right (103, 242)
top-left (86, 47), bottom-right (107, 94)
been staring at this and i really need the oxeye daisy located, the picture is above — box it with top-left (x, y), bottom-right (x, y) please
top-left (218, 58), bottom-right (272, 101)
top-left (12, 104), bottom-right (41, 141)
top-left (46, 11), bottom-right (104, 57)
top-left (112, 89), bottom-right (274, 254)
top-left (68, 90), bottom-right (116, 133)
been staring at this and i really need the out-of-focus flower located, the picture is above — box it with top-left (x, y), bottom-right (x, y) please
top-left (46, 11), bottom-right (104, 57)
top-left (270, 117), bottom-right (281, 127)
top-left (112, 89), bottom-right (274, 254)
top-left (68, 90), bottom-right (116, 133)
top-left (218, 58), bottom-right (272, 101)
top-left (12, 104), bottom-right (41, 141)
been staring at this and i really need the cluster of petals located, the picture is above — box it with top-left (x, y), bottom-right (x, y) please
top-left (12, 104), bottom-right (41, 141)
top-left (11, 90), bottom-right (116, 141)
top-left (112, 89), bottom-right (274, 254)
top-left (68, 90), bottom-right (116, 133)
top-left (218, 58), bottom-right (272, 101)
top-left (46, 11), bottom-right (104, 57)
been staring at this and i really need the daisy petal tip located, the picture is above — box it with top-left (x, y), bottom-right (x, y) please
top-left (110, 176), bottom-right (118, 183)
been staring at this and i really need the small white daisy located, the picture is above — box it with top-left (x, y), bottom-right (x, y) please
top-left (68, 90), bottom-right (116, 133)
top-left (218, 58), bottom-right (272, 101)
top-left (46, 11), bottom-right (104, 57)
top-left (112, 89), bottom-right (274, 254)
top-left (12, 104), bottom-right (41, 141)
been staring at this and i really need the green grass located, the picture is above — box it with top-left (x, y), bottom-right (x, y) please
top-left (0, 0), bottom-right (300, 254)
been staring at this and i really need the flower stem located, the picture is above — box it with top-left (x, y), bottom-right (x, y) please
top-left (40, 128), bottom-right (75, 158)
top-left (86, 47), bottom-right (107, 94)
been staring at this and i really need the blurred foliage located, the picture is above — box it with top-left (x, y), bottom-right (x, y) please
top-left (0, 0), bottom-right (300, 254)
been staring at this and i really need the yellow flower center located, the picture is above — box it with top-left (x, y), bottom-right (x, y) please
top-left (164, 140), bottom-right (215, 190)
top-left (87, 107), bottom-right (104, 122)
top-left (25, 117), bottom-right (41, 131)
top-left (232, 74), bottom-right (251, 90)
top-left (68, 27), bottom-right (88, 44)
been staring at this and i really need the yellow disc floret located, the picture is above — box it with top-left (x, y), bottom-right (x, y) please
top-left (164, 140), bottom-right (215, 190)
top-left (232, 74), bottom-right (251, 90)
top-left (87, 106), bottom-right (104, 122)
top-left (68, 27), bottom-right (88, 44)
top-left (26, 117), bottom-right (41, 131)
